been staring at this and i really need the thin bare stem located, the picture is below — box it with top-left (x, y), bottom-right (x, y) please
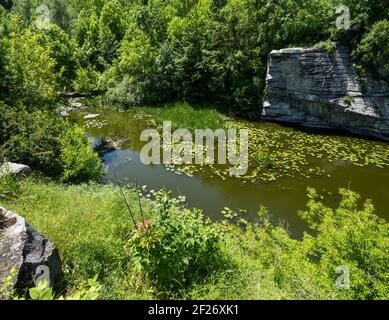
top-left (114, 171), bottom-right (137, 230)
top-left (134, 180), bottom-right (146, 229)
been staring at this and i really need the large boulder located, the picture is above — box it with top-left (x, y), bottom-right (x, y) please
top-left (0, 207), bottom-right (62, 299)
top-left (0, 162), bottom-right (31, 177)
top-left (262, 42), bottom-right (389, 141)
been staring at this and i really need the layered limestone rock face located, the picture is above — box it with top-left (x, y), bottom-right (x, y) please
top-left (262, 42), bottom-right (389, 141)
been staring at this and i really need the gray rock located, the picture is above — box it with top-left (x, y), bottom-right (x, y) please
top-left (0, 207), bottom-right (62, 299)
top-left (70, 102), bottom-right (82, 108)
top-left (84, 113), bottom-right (100, 119)
top-left (94, 136), bottom-right (128, 155)
top-left (262, 42), bottom-right (389, 141)
top-left (60, 110), bottom-right (69, 117)
top-left (0, 163), bottom-right (31, 177)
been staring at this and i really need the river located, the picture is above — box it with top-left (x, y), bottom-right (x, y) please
top-left (70, 106), bottom-right (389, 238)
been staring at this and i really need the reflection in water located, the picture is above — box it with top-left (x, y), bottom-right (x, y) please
top-left (70, 108), bottom-right (389, 238)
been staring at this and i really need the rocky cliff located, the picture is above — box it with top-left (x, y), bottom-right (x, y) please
top-left (262, 42), bottom-right (389, 141)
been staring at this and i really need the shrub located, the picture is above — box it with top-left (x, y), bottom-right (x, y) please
top-left (59, 126), bottom-right (103, 183)
top-left (4, 21), bottom-right (60, 108)
top-left (0, 103), bottom-right (102, 183)
top-left (128, 190), bottom-right (226, 292)
top-left (73, 66), bottom-right (101, 95)
top-left (354, 20), bottom-right (389, 73)
top-left (218, 188), bottom-right (389, 300)
top-left (315, 40), bottom-right (336, 54)
top-left (298, 188), bottom-right (389, 299)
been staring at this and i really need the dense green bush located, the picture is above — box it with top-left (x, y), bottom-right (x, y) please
top-left (73, 66), bottom-right (101, 95)
top-left (298, 188), bottom-right (389, 299)
top-left (2, 0), bottom-right (388, 113)
top-left (38, 24), bottom-right (78, 89)
top-left (354, 20), bottom-right (389, 73)
top-left (0, 103), bottom-right (102, 182)
top-left (3, 18), bottom-right (60, 108)
top-left (211, 188), bottom-right (389, 300)
top-left (97, 0), bottom-right (343, 113)
top-left (59, 126), bottom-right (103, 183)
top-left (129, 189), bottom-right (226, 291)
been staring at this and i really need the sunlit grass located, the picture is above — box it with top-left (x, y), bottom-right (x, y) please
top-left (134, 101), bottom-right (227, 131)
top-left (2, 178), bottom-right (387, 300)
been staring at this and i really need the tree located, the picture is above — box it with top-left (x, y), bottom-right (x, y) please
top-left (38, 23), bottom-right (78, 89)
top-left (48, 0), bottom-right (71, 31)
top-left (98, 0), bottom-right (125, 63)
top-left (5, 20), bottom-right (60, 108)
top-left (354, 19), bottom-right (389, 73)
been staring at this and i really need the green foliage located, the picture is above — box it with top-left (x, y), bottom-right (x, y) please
top-left (72, 0), bottom-right (126, 69)
top-left (260, 153), bottom-right (273, 169)
top-left (38, 23), bottom-right (78, 89)
top-left (28, 280), bottom-right (54, 300)
top-left (1, 180), bottom-right (150, 299)
top-left (0, 1), bottom-right (388, 301)
top-left (0, 267), bottom-right (18, 299)
top-left (199, 188), bottom-right (389, 300)
top-left (129, 189), bottom-right (226, 292)
top-left (2, 180), bottom-right (388, 299)
top-left (299, 188), bottom-right (389, 299)
top-left (27, 276), bottom-right (102, 300)
top-left (0, 103), bottom-right (102, 182)
top-left (98, 0), bottom-right (339, 113)
top-left (73, 66), bottom-right (101, 94)
top-left (48, 0), bottom-right (71, 31)
top-left (3, 19), bottom-right (60, 108)
top-left (2, 0), bottom-right (388, 113)
top-left (315, 40), bottom-right (336, 53)
top-left (1, 268), bottom-right (101, 300)
top-left (354, 20), bottom-right (389, 73)
top-left (333, 0), bottom-right (389, 38)
top-left (135, 101), bottom-right (226, 131)
top-left (102, 26), bottom-right (158, 105)
top-left (59, 126), bottom-right (103, 183)
top-left (0, 172), bottom-right (21, 201)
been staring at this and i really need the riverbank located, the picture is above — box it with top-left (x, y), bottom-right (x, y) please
top-left (1, 177), bottom-right (387, 299)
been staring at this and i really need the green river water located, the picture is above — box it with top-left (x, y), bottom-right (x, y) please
top-left (71, 107), bottom-right (389, 238)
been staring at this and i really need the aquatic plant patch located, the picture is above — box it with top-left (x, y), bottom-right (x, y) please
top-left (140, 121), bottom-right (249, 176)
top-left (155, 119), bottom-right (389, 183)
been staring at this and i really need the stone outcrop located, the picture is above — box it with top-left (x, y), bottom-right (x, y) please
top-left (262, 42), bottom-right (389, 141)
top-left (0, 207), bottom-right (62, 299)
top-left (0, 162), bottom-right (31, 177)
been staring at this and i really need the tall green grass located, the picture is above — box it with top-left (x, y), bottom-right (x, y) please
top-left (1, 179), bottom-right (388, 300)
top-left (134, 101), bottom-right (227, 131)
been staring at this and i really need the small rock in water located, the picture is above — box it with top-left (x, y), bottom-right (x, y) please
top-left (60, 110), bottom-right (69, 117)
top-left (84, 114), bottom-right (100, 119)
top-left (70, 102), bottom-right (82, 108)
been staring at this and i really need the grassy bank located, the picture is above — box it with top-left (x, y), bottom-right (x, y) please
top-left (1, 177), bottom-right (388, 300)
top-left (133, 102), bottom-right (228, 131)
